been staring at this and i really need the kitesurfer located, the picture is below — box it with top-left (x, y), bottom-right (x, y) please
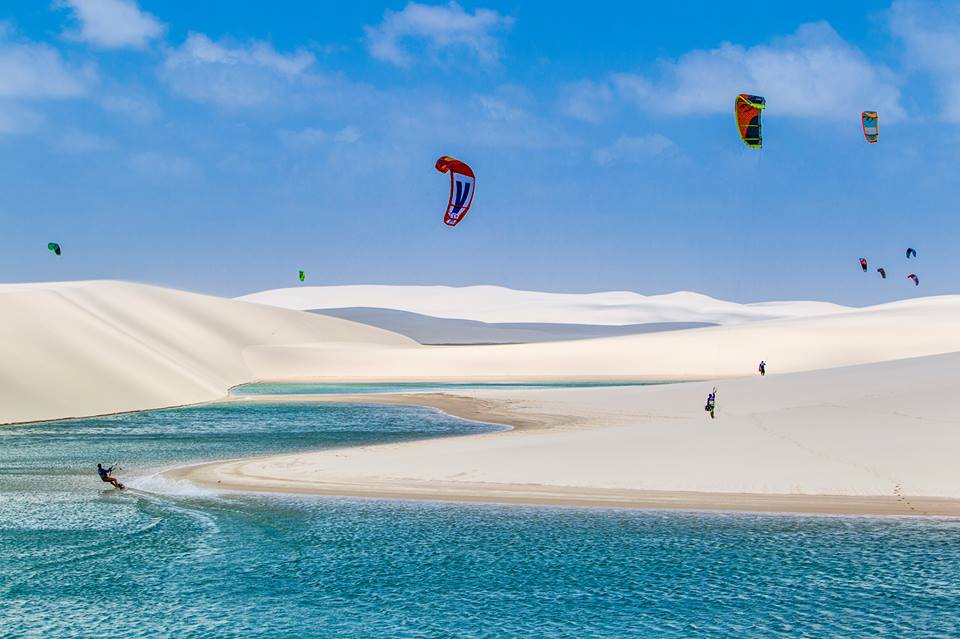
top-left (97, 463), bottom-right (124, 490)
top-left (759, 360), bottom-right (766, 376)
top-left (705, 388), bottom-right (717, 419)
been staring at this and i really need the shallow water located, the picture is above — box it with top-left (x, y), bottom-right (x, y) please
top-left (233, 380), bottom-right (669, 395)
top-left (2, 399), bottom-right (959, 637)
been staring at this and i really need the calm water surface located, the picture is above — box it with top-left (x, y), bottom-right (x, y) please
top-left (1, 395), bottom-right (959, 638)
top-left (232, 380), bottom-right (668, 395)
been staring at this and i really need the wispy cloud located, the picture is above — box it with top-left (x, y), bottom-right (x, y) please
top-left (334, 125), bottom-right (362, 144)
top-left (57, 0), bottom-right (164, 50)
top-left (100, 92), bottom-right (161, 121)
top-left (557, 80), bottom-right (614, 124)
top-left (0, 103), bottom-right (44, 135)
top-left (364, 1), bottom-right (513, 68)
top-left (0, 39), bottom-right (95, 98)
top-left (381, 85), bottom-right (576, 150)
top-left (593, 134), bottom-right (675, 165)
top-left (129, 150), bottom-right (196, 178)
top-left (52, 128), bottom-right (112, 153)
top-left (0, 29), bottom-right (95, 135)
top-left (277, 125), bottom-right (360, 149)
top-left (160, 33), bottom-right (317, 108)
top-left (890, 0), bottom-right (960, 121)
top-left (565, 22), bottom-right (903, 122)
top-left (278, 127), bottom-right (329, 148)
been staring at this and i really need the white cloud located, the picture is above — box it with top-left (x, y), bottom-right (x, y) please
top-left (53, 128), bottom-right (112, 152)
top-left (572, 22), bottom-right (903, 122)
top-left (364, 2), bottom-right (512, 67)
top-left (0, 103), bottom-right (44, 135)
top-left (334, 125), bottom-right (361, 143)
top-left (593, 134), bottom-right (675, 165)
top-left (279, 127), bottom-right (329, 148)
top-left (0, 40), bottom-right (94, 98)
top-left (558, 80), bottom-right (614, 124)
top-left (0, 31), bottom-right (94, 135)
top-left (475, 95), bottom-right (524, 121)
top-left (160, 33), bottom-right (316, 108)
top-left (129, 150), bottom-right (196, 178)
top-left (890, 1), bottom-right (960, 121)
top-left (380, 85), bottom-right (575, 150)
top-left (57, 0), bottom-right (164, 49)
top-left (101, 93), bottom-right (160, 121)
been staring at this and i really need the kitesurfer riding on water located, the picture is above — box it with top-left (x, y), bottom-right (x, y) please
top-left (97, 463), bottom-right (124, 490)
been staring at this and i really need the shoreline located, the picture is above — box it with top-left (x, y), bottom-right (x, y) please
top-left (168, 390), bottom-right (960, 517)
top-left (219, 391), bottom-right (580, 431)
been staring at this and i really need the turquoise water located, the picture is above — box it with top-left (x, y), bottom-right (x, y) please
top-left (233, 380), bottom-right (668, 395)
top-left (2, 400), bottom-right (960, 637)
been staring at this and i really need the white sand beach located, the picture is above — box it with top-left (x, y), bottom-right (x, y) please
top-left (175, 352), bottom-right (960, 515)
top-left (5, 280), bottom-right (960, 515)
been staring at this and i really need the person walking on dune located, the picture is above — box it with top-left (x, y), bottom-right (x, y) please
top-left (97, 463), bottom-right (124, 490)
top-left (759, 360), bottom-right (766, 376)
top-left (705, 388), bottom-right (717, 419)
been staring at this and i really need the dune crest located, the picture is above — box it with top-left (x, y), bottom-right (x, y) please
top-left (239, 284), bottom-right (850, 326)
top-left (0, 281), bottom-right (410, 424)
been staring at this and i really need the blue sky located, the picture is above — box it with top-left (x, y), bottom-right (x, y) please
top-left (0, 0), bottom-right (956, 304)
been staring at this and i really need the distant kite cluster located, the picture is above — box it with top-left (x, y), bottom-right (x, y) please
top-left (860, 249), bottom-right (920, 287)
top-left (735, 95), bottom-right (925, 288)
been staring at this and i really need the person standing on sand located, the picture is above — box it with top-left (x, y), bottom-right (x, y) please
top-left (97, 463), bottom-right (124, 490)
top-left (705, 388), bottom-right (717, 419)
top-left (759, 360), bottom-right (766, 376)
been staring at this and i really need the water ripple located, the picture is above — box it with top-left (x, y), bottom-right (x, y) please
top-left (1, 402), bottom-right (958, 637)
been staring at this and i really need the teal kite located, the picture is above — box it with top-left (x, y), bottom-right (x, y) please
top-left (861, 111), bottom-right (878, 144)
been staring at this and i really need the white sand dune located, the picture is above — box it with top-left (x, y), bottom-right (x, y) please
top-left (239, 285), bottom-right (849, 326)
top-left (7, 280), bottom-right (960, 514)
top-left (246, 295), bottom-right (960, 380)
top-left (179, 352), bottom-right (960, 513)
top-left (0, 281), bottom-right (411, 424)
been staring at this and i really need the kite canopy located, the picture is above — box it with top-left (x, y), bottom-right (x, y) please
top-left (859, 258), bottom-right (868, 272)
top-left (298, 270), bottom-right (305, 282)
top-left (47, 242), bottom-right (61, 256)
top-left (906, 247), bottom-right (917, 259)
top-left (435, 156), bottom-right (475, 227)
top-left (735, 94), bottom-right (765, 148)
top-left (861, 111), bottom-right (878, 143)
top-left (877, 267), bottom-right (886, 279)
top-left (907, 273), bottom-right (919, 286)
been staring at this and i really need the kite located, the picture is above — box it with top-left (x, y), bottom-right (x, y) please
top-left (435, 156), bottom-right (475, 227)
top-left (47, 242), bottom-right (61, 256)
top-left (298, 270), bottom-right (305, 282)
top-left (877, 267), bottom-right (886, 279)
top-left (906, 247), bottom-right (917, 259)
top-left (859, 258), bottom-right (868, 272)
top-left (735, 94), bottom-right (765, 149)
top-left (861, 111), bottom-right (878, 144)
top-left (907, 273), bottom-right (919, 286)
